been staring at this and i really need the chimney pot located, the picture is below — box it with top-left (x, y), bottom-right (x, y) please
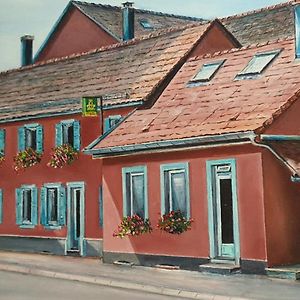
top-left (20, 35), bottom-right (34, 66)
top-left (122, 2), bottom-right (134, 41)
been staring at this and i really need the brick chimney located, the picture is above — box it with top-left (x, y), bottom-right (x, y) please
top-left (20, 35), bottom-right (34, 66)
top-left (122, 2), bottom-right (134, 41)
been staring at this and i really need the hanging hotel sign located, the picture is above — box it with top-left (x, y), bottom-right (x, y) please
top-left (82, 97), bottom-right (98, 117)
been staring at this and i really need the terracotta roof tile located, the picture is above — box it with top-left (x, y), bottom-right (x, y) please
top-left (0, 23), bottom-right (211, 121)
top-left (93, 38), bottom-right (300, 151)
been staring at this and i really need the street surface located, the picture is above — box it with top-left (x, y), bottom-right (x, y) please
top-left (0, 271), bottom-right (186, 300)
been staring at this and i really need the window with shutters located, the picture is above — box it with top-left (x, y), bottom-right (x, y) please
top-left (160, 163), bottom-right (190, 218)
top-left (16, 185), bottom-right (38, 228)
top-left (56, 120), bottom-right (80, 151)
top-left (40, 183), bottom-right (66, 229)
top-left (0, 129), bottom-right (5, 158)
top-left (104, 115), bottom-right (122, 133)
top-left (122, 166), bottom-right (148, 219)
top-left (18, 124), bottom-right (43, 153)
top-left (0, 189), bottom-right (3, 224)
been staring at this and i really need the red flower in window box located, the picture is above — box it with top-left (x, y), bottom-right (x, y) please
top-left (47, 144), bottom-right (79, 168)
top-left (157, 210), bottom-right (193, 234)
top-left (113, 214), bottom-right (152, 238)
top-left (14, 148), bottom-right (42, 172)
top-left (0, 152), bottom-right (4, 165)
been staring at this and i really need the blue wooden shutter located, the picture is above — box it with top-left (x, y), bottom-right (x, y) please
top-left (73, 120), bottom-right (80, 151)
top-left (55, 123), bottom-right (63, 147)
top-left (0, 189), bottom-right (3, 224)
top-left (0, 129), bottom-right (5, 155)
top-left (99, 186), bottom-right (103, 227)
top-left (16, 188), bottom-right (22, 225)
top-left (18, 127), bottom-right (25, 151)
top-left (58, 185), bottom-right (66, 226)
top-left (36, 124), bottom-right (44, 153)
top-left (104, 118), bottom-right (110, 133)
top-left (40, 187), bottom-right (47, 226)
top-left (31, 187), bottom-right (38, 226)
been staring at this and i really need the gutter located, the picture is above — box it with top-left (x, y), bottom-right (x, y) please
top-left (251, 134), bottom-right (300, 182)
top-left (84, 131), bottom-right (256, 156)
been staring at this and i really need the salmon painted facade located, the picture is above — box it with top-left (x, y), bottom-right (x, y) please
top-left (0, 19), bottom-right (239, 257)
top-left (88, 18), bottom-right (300, 274)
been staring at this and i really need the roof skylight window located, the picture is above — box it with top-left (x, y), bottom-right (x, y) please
top-left (189, 60), bottom-right (225, 83)
top-left (236, 49), bottom-right (281, 78)
top-left (140, 19), bottom-right (153, 29)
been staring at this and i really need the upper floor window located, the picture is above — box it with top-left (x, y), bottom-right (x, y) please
top-left (189, 60), bottom-right (225, 84)
top-left (236, 50), bottom-right (281, 79)
top-left (104, 115), bottom-right (122, 133)
top-left (0, 129), bottom-right (5, 157)
top-left (140, 19), bottom-right (153, 29)
top-left (160, 163), bottom-right (190, 218)
top-left (18, 123), bottom-right (43, 152)
top-left (122, 166), bottom-right (148, 219)
top-left (16, 185), bottom-right (38, 228)
top-left (41, 183), bottom-right (66, 228)
top-left (56, 120), bottom-right (80, 150)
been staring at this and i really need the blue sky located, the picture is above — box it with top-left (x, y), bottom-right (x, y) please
top-left (0, 0), bottom-right (287, 71)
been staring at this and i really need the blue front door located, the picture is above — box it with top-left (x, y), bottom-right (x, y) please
top-left (207, 159), bottom-right (240, 263)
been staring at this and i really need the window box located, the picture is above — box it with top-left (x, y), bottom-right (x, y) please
top-left (47, 144), bottom-right (79, 168)
top-left (113, 214), bottom-right (152, 238)
top-left (157, 210), bottom-right (193, 234)
top-left (14, 148), bottom-right (42, 172)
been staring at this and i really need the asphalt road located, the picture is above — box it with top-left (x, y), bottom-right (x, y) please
top-left (0, 270), bottom-right (186, 300)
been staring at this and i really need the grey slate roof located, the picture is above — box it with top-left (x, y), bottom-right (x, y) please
top-left (72, 1), bottom-right (204, 41)
top-left (222, 1), bottom-right (296, 45)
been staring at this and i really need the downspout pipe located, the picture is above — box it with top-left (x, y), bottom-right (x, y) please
top-left (250, 135), bottom-right (300, 182)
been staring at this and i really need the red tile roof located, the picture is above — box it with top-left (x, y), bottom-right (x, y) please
top-left (0, 22), bottom-right (211, 121)
top-left (92, 38), bottom-right (300, 151)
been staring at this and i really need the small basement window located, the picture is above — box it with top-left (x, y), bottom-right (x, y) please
top-left (140, 19), bottom-right (153, 29)
top-left (236, 50), bottom-right (281, 78)
top-left (189, 60), bottom-right (225, 83)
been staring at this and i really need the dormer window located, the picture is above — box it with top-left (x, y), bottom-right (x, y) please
top-left (236, 50), bottom-right (281, 79)
top-left (140, 19), bottom-right (153, 29)
top-left (189, 60), bottom-right (225, 84)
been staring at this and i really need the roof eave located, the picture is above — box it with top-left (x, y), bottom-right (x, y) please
top-left (84, 131), bottom-right (256, 157)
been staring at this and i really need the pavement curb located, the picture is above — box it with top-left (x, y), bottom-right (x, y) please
top-left (0, 262), bottom-right (251, 300)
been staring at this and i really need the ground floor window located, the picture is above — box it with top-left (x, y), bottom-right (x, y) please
top-left (0, 189), bottom-right (2, 224)
top-left (160, 162), bottom-right (190, 218)
top-left (41, 184), bottom-right (66, 228)
top-left (16, 185), bottom-right (38, 228)
top-left (122, 166), bottom-right (148, 218)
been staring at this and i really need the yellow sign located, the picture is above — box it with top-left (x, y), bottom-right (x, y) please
top-left (82, 97), bottom-right (98, 117)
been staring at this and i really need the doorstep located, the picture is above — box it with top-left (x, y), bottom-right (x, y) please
top-left (199, 262), bottom-right (240, 275)
top-left (266, 264), bottom-right (300, 280)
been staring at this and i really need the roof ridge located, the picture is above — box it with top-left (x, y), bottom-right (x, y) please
top-left (221, 0), bottom-right (296, 21)
top-left (191, 36), bottom-right (294, 61)
top-left (0, 22), bottom-right (209, 77)
top-left (72, 0), bottom-right (204, 21)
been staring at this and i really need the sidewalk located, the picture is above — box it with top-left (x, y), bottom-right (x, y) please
top-left (0, 251), bottom-right (299, 300)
